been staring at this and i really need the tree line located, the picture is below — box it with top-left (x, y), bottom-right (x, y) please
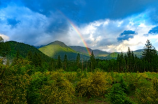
top-left (0, 35), bottom-right (158, 73)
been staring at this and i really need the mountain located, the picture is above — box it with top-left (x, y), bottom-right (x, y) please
top-left (4, 41), bottom-right (52, 62)
top-left (69, 46), bottom-right (92, 55)
top-left (39, 41), bottom-right (89, 60)
top-left (37, 40), bottom-right (158, 60)
top-left (69, 46), bottom-right (109, 57)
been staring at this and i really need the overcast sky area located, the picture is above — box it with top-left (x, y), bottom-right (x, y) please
top-left (0, 0), bottom-right (158, 52)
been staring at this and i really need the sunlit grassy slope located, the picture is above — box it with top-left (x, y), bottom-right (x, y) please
top-left (39, 41), bottom-right (89, 60)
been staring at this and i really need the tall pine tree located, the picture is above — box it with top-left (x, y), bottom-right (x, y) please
top-left (142, 39), bottom-right (157, 71)
top-left (57, 55), bottom-right (62, 69)
top-left (76, 53), bottom-right (80, 68)
top-left (90, 51), bottom-right (96, 72)
top-left (63, 54), bottom-right (68, 71)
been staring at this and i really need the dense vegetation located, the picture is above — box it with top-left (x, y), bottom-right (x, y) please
top-left (0, 36), bottom-right (158, 104)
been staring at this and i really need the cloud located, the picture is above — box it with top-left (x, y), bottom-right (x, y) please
top-left (7, 18), bottom-right (20, 28)
top-left (0, 3), bottom-right (70, 46)
top-left (117, 30), bottom-right (136, 42)
top-left (19, 0), bottom-right (158, 24)
top-left (0, 34), bottom-right (9, 41)
top-left (148, 26), bottom-right (158, 34)
top-left (0, 0), bottom-right (158, 53)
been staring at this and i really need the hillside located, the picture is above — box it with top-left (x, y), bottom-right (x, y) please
top-left (39, 41), bottom-right (89, 60)
top-left (37, 41), bottom-right (158, 60)
top-left (69, 46), bottom-right (109, 57)
top-left (4, 41), bottom-right (52, 62)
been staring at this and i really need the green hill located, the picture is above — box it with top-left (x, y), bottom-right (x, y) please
top-left (3, 41), bottom-right (52, 62)
top-left (39, 41), bottom-right (89, 60)
top-left (69, 46), bottom-right (109, 57)
top-left (69, 46), bottom-right (92, 55)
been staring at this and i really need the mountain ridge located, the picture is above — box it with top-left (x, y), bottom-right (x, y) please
top-left (36, 40), bottom-right (158, 60)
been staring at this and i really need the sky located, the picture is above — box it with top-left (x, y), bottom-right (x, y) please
top-left (0, 0), bottom-right (158, 52)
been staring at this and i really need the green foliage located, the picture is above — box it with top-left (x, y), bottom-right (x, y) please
top-left (57, 55), bottom-right (62, 69)
top-left (105, 83), bottom-right (133, 104)
top-left (0, 41), bottom-right (11, 57)
top-left (5, 41), bottom-right (52, 62)
top-left (90, 51), bottom-right (96, 72)
top-left (119, 77), bottom-right (129, 95)
top-left (63, 54), bottom-right (68, 70)
top-left (76, 53), bottom-right (81, 68)
top-left (75, 71), bottom-right (107, 98)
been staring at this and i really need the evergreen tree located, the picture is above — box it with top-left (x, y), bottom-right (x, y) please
top-left (76, 53), bottom-right (80, 68)
top-left (142, 40), bottom-right (157, 71)
top-left (117, 53), bottom-right (121, 72)
top-left (32, 52), bottom-right (42, 67)
top-left (48, 58), bottom-right (54, 72)
top-left (12, 50), bottom-right (21, 65)
top-left (127, 47), bottom-right (132, 72)
top-left (90, 51), bottom-right (96, 72)
top-left (142, 40), bottom-right (156, 62)
top-left (57, 55), bottom-right (62, 69)
top-left (27, 51), bottom-right (33, 62)
top-left (0, 41), bottom-right (10, 57)
top-left (63, 54), bottom-right (68, 71)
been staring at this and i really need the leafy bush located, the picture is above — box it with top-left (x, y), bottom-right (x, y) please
top-left (119, 77), bottom-right (129, 95)
top-left (75, 71), bottom-right (108, 98)
top-left (105, 83), bottom-right (133, 104)
top-left (64, 72), bottom-right (77, 83)
top-left (40, 73), bottom-right (75, 104)
top-left (135, 78), bottom-right (158, 104)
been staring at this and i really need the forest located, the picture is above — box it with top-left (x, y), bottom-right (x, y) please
top-left (0, 36), bottom-right (158, 104)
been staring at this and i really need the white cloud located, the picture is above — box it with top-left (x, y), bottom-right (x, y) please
top-left (66, 9), bottom-right (158, 52)
top-left (0, 34), bottom-right (10, 41)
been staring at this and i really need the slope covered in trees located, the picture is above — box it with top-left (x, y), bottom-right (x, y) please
top-left (0, 41), bottom-right (52, 63)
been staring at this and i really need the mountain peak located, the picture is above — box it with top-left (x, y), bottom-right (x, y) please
top-left (48, 40), bottom-right (67, 47)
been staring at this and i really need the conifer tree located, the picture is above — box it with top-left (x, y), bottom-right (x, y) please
top-left (90, 51), bottom-right (96, 72)
top-left (32, 52), bottom-right (42, 67)
top-left (27, 51), bottom-right (33, 62)
top-left (142, 40), bottom-right (156, 62)
top-left (48, 58), bottom-right (54, 72)
top-left (76, 53), bottom-right (80, 68)
top-left (57, 55), bottom-right (62, 69)
top-left (127, 47), bottom-right (132, 71)
top-left (63, 54), bottom-right (68, 70)
top-left (142, 39), bottom-right (157, 71)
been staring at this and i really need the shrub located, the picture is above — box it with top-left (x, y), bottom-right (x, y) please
top-left (64, 72), bottom-right (77, 83)
top-left (135, 78), bottom-right (158, 104)
top-left (105, 83), bottom-right (133, 104)
top-left (40, 75), bottom-right (75, 104)
top-left (119, 77), bottom-right (129, 95)
top-left (75, 71), bottom-right (108, 98)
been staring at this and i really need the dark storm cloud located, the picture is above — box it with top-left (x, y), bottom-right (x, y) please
top-left (7, 18), bottom-right (20, 28)
top-left (45, 18), bottom-right (69, 34)
top-left (21, 0), bottom-right (158, 24)
top-left (117, 30), bottom-right (136, 42)
top-left (148, 26), bottom-right (158, 34)
top-left (1, 0), bottom-right (158, 51)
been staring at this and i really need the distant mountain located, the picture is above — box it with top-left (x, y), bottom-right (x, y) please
top-left (4, 41), bottom-right (52, 62)
top-left (69, 46), bottom-right (92, 55)
top-left (39, 41), bottom-right (89, 60)
top-left (34, 45), bottom-right (46, 49)
top-left (37, 40), bottom-right (158, 60)
top-left (69, 46), bottom-right (110, 57)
